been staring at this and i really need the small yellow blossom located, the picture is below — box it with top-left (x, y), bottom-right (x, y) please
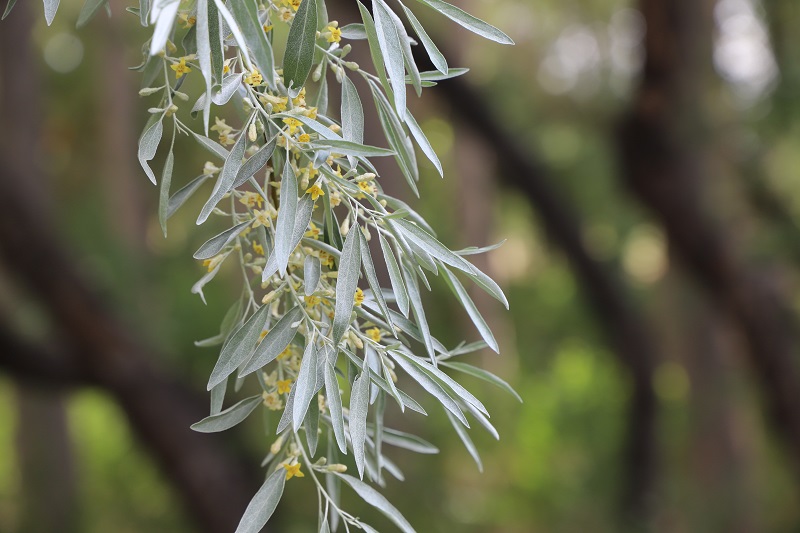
top-left (305, 295), bottom-right (321, 308)
top-left (304, 107), bottom-right (318, 120)
top-left (244, 69), bottom-right (263, 86)
top-left (365, 327), bottom-right (382, 343)
top-left (202, 254), bottom-right (225, 272)
top-left (260, 93), bottom-right (288, 112)
top-left (239, 191), bottom-right (264, 209)
top-left (357, 181), bottom-right (377, 197)
top-left (326, 25), bottom-right (342, 43)
top-left (283, 462), bottom-right (305, 480)
top-left (354, 287), bottom-right (365, 307)
top-left (262, 391), bottom-right (283, 411)
top-left (253, 242), bottom-right (264, 256)
top-left (306, 184), bottom-right (324, 201)
top-left (317, 251), bottom-right (335, 268)
top-left (283, 117), bottom-right (302, 135)
top-left (282, 0), bottom-right (302, 11)
top-left (292, 87), bottom-right (306, 107)
top-left (170, 58), bottom-right (192, 79)
top-left (211, 117), bottom-right (235, 145)
top-left (252, 209), bottom-right (272, 228)
top-left (203, 161), bottom-right (220, 176)
top-left (278, 7), bottom-right (294, 22)
top-left (263, 24), bottom-right (274, 33)
top-left (304, 221), bottom-right (321, 239)
top-left (277, 379), bottom-right (293, 394)
top-left (298, 133), bottom-right (311, 143)
top-left (329, 189), bottom-right (342, 207)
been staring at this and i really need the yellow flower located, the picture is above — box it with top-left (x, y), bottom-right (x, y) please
top-left (306, 184), bottom-right (324, 201)
top-left (329, 189), bottom-right (342, 207)
top-left (326, 25), bottom-right (342, 43)
top-left (318, 251), bottom-right (335, 268)
top-left (260, 93), bottom-right (288, 112)
top-left (304, 221), bottom-right (321, 240)
top-left (262, 391), bottom-right (283, 411)
top-left (202, 254), bottom-right (225, 272)
top-left (365, 327), bottom-right (382, 343)
top-left (305, 295), bottom-right (321, 307)
top-left (239, 191), bottom-right (264, 209)
top-left (277, 379), bottom-right (293, 394)
top-left (283, 117), bottom-right (302, 135)
top-left (357, 181), bottom-right (376, 198)
top-left (252, 209), bottom-right (272, 228)
top-left (283, 462), bottom-right (305, 480)
top-left (354, 287), bottom-right (364, 307)
top-left (282, 0), bottom-right (302, 11)
top-left (170, 58), bottom-right (192, 79)
top-left (292, 87), bottom-right (306, 107)
top-left (304, 107), bottom-right (318, 120)
top-left (278, 7), bottom-right (294, 22)
top-left (263, 24), bottom-right (274, 33)
top-left (253, 242), bottom-right (264, 256)
top-left (244, 69), bottom-right (263, 86)
top-left (178, 13), bottom-right (196, 28)
top-left (297, 133), bottom-right (311, 143)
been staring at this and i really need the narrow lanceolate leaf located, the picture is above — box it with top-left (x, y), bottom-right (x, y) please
top-left (229, 0), bottom-right (275, 89)
top-left (376, 426), bottom-right (439, 454)
top-left (372, 0), bottom-right (407, 119)
top-left (358, 0), bottom-right (390, 96)
top-left (393, 218), bottom-right (508, 308)
top-left (305, 389), bottom-right (320, 455)
top-left (440, 266), bottom-right (498, 352)
top-left (138, 116), bottom-right (163, 185)
top-left (207, 303), bottom-right (270, 390)
top-left (2, 0), bottom-right (19, 20)
top-left (235, 469), bottom-right (286, 533)
top-left (304, 255), bottom-right (321, 296)
top-left (196, 0), bottom-right (213, 133)
top-left (349, 374), bottom-right (370, 479)
top-left (293, 342), bottom-right (319, 430)
top-left (76, 0), bottom-right (107, 28)
top-left (369, 81), bottom-right (419, 196)
top-left (232, 137), bottom-right (276, 189)
top-left (190, 395), bottom-right (261, 433)
top-left (149, 0), bottom-right (179, 55)
top-left (401, 263), bottom-right (435, 363)
top-left (401, 4), bottom-right (447, 74)
top-left (390, 351), bottom-right (469, 426)
top-left (336, 474), bottom-right (416, 533)
top-left (240, 306), bottom-right (303, 376)
top-left (358, 230), bottom-right (394, 335)
top-left (193, 219), bottom-right (252, 260)
top-left (158, 148), bottom-right (174, 236)
top-left (212, 0), bottom-right (253, 72)
top-left (415, 0), bottom-right (514, 45)
top-left (310, 139), bottom-right (394, 158)
top-left (209, 378), bottom-right (228, 415)
top-left (386, 4), bottom-right (421, 97)
top-left (341, 75), bottom-right (364, 168)
top-left (197, 118), bottom-right (250, 224)
top-left (440, 361), bottom-right (522, 402)
top-left (324, 362), bottom-right (347, 453)
top-left (274, 156), bottom-right (298, 276)
top-left (283, 0), bottom-right (317, 97)
top-left (43, 0), bottom-right (59, 25)
top-left (168, 175), bottom-right (209, 219)
top-left (378, 233), bottom-right (409, 317)
top-left (262, 196), bottom-right (315, 281)
top-left (331, 225), bottom-right (361, 345)
top-left (405, 111), bottom-right (443, 177)
top-left (445, 410), bottom-right (483, 472)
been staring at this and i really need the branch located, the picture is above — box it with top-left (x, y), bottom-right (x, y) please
top-left (619, 0), bottom-right (800, 479)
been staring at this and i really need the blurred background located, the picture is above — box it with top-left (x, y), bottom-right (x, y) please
top-left (2, 0), bottom-right (800, 531)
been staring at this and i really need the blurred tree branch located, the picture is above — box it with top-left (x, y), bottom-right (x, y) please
top-left (619, 0), bottom-right (800, 481)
